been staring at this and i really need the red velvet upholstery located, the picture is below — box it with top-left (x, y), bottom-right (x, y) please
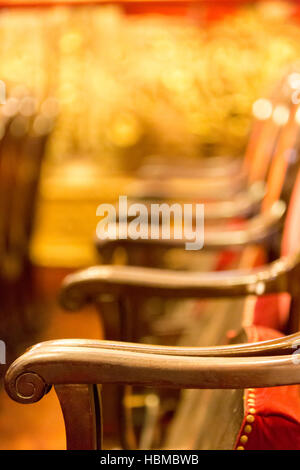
top-left (251, 293), bottom-right (290, 332)
top-left (233, 146), bottom-right (300, 449)
top-left (234, 325), bottom-right (300, 450)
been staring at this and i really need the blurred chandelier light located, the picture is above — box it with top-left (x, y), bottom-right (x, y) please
top-left (273, 104), bottom-right (290, 126)
top-left (252, 98), bottom-right (273, 120)
top-left (0, 2), bottom-right (298, 168)
top-left (2, 0), bottom-right (296, 266)
top-left (288, 72), bottom-right (300, 90)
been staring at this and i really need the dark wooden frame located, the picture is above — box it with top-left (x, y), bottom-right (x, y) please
top-left (60, 246), bottom-right (300, 314)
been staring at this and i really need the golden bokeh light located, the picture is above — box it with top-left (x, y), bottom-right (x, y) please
top-left (252, 98), bottom-right (273, 120)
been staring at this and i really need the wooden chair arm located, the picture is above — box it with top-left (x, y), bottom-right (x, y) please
top-left (129, 172), bottom-right (246, 201)
top-left (137, 155), bottom-right (243, 179)
top-left (5, 335), bottom-right (300, 405)
top-left (96, 200), bottom-right (285, 257)
top-left (199, 200), bottom-right (284, 248)
top-left (116, 182), bottom-right (264, 222)
top-left (59, 251), bottom-right (300, 311)
top-left (6, 332), bottom-right (300, 449)
top-left (22, 330), bottom-right (300, 358)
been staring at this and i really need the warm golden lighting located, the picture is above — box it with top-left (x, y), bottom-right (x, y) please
top-left (295, 106), bottom-right (300, 125)
top-left (2, 97), bottom-right (19, 117)
top-left (288, 72), bottom-right (300, 90)
top-left (0, 3), bottom-right (296, 266)
top-left (252, 98), bottom-right (273, 120)
top-left (1, 4), bottom-right (300, 170)
top-left (19, 96), bottom-right (37, 117)
top-left (107, 112), bottom-right (142, 148)
top-left (273, 104), bottom-right (290, 125)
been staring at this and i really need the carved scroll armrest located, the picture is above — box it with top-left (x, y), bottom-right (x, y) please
top-left (59, 251), bottom-right (300, 311)
top-left (6, 334), bottom-right (300, 450)
top-left (6, 334), bottom-right (300, 403)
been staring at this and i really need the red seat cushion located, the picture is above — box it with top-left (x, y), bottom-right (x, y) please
top-left (234, 325), bottom-right (300, 450)
top-left (251, 293), bottom-right (290, 331)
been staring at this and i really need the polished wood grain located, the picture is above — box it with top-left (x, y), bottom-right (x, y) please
top-left (60, 251), bottom-right (300, 309)
top-left (5, 331), bottom-right (300, 450)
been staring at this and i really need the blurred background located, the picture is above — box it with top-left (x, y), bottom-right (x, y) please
top-left (1, 1), bottom-right (300, 266)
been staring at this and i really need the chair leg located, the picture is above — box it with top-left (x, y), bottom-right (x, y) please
top-left (55, 383), bottom-right (102, 450)
top-left (119, 296), bottom-right (142, 449)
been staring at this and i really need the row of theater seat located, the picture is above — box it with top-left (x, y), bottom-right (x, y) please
top-left (5, 65), bottom-right (300, 450)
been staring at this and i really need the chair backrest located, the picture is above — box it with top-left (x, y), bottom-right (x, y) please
top-left (172, 159), bottom-right (300, 449)
top-left (242, 119), bottom-right (300, 332)
top-left (238, 100), bottom-right (300, 272)
top-left (245, 68), bottom-right (300, 185)
top-left (281, 161), bottom-right (300, 257)
top-left (262, 103), bottom-right (300, 211)
top-left (245, 104), bottom-right (281, 184)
